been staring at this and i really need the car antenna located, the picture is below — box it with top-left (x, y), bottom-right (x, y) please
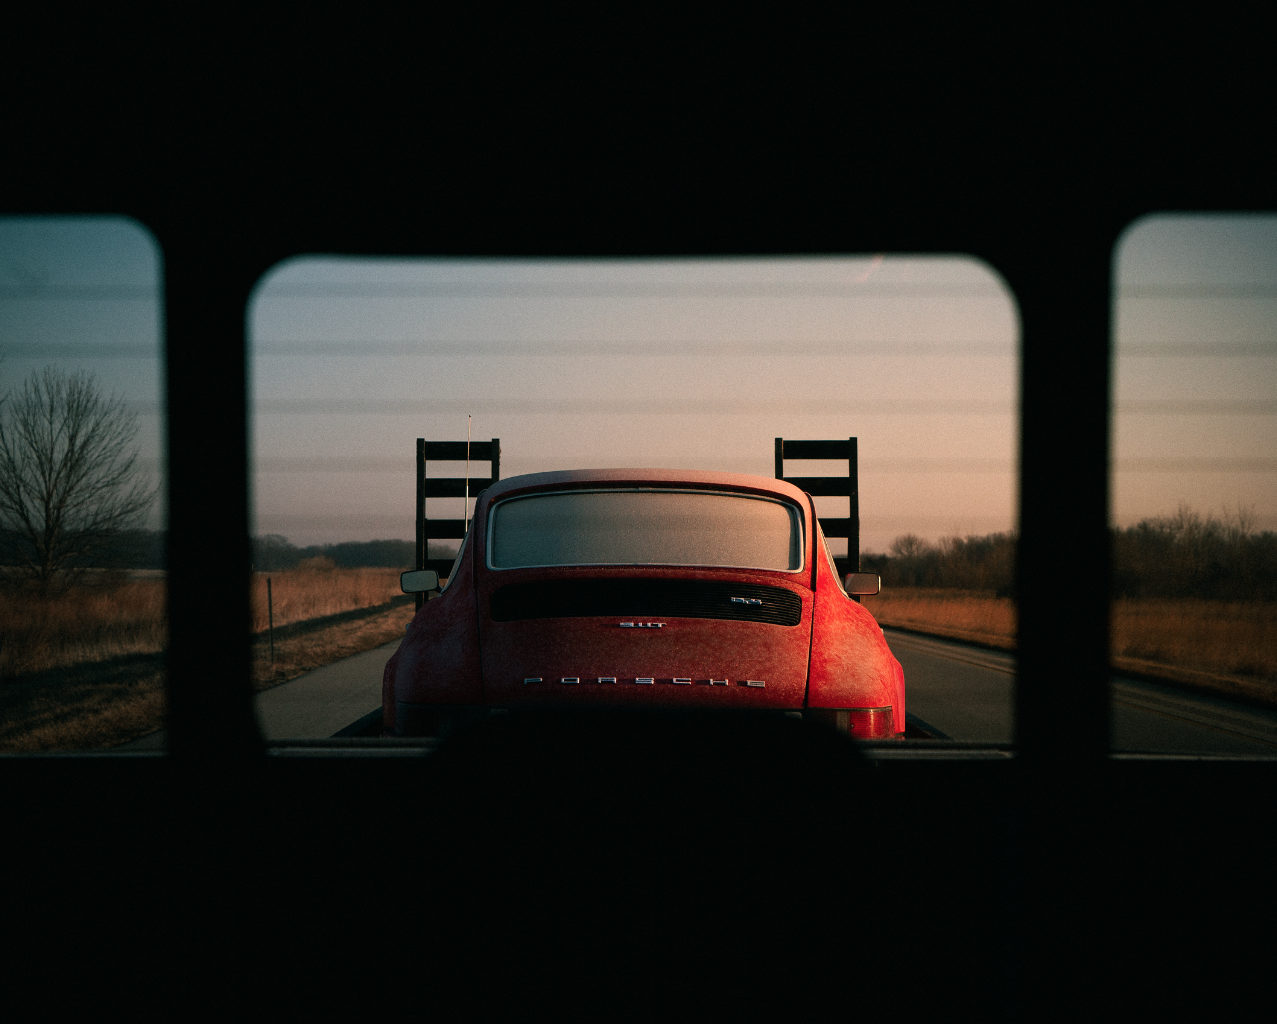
top-left (464, 414), bottom-right (471, 534)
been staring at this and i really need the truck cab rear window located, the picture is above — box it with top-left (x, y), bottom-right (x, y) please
top-left (487, 490), bottom-right (802, 571)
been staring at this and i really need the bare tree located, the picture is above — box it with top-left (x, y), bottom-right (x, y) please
top-left (0, 366), bottom-right (156, 591)
top-left (889, 533), bottom-right (930, 587)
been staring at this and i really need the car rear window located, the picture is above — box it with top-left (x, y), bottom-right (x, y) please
top-left (488, 490), bottom-right (802, 571)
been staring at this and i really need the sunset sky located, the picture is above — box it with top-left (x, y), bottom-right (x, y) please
top-left (1112, 215), bottom-right (1277, 534)
top-left (247, 254), bottom-right (1018, 554)
top-left (2, 214), bottom-right (1274, 555)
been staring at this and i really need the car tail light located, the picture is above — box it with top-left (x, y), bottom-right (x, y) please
top-left (806, 707), bottom-right (895, 738)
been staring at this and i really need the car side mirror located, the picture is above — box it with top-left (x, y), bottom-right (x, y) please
top-left (844, 572), bottom-right (881, 596)
top-left (400, 569), bottom-right (440, 594)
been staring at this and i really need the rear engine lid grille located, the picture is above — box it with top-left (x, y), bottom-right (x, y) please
top-left (490, 579), bottom-right (803, 626)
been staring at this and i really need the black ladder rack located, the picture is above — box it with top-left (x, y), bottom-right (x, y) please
top-left (774, 437), bottom-right (859, 578)
top-left (414, 438), bottom-right (500, 606)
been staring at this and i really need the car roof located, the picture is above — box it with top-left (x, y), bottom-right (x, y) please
top-left (479, 468), bottom-right (811, 507)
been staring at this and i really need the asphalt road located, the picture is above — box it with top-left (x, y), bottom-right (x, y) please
top-left (121, 640), bottom-right (398, 748)
top-left (122, 630), bottom-right (1277, 755)
top-left (887, 628), bottom-right (1277, 756)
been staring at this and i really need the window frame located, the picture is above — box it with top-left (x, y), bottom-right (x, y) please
top-left (485, 488), bottom-right (806, 573)
top-left (4, 194), bottom-right (1266, 772)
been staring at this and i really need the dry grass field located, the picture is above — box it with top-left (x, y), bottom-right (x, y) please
top-left (864, 587), bottom-right (1277, 702)
top-left (1110, 598), bottom-right (1277, 700)
top-left (863, 588), bottom-right (1017, 650)
top-left (249, 560), bottom-right (403, 631)
top-left (0, 564), bottom-right (412, 751)
top-left (0, 573), bottom-right (167, 678)
top-left (0, 562), bottom-right (404, 679)
top-left (0, 655), bottom-right (166, 753)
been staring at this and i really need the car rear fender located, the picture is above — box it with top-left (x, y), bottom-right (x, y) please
top-left (806, 524), bottom-right (903, 733)
top-left (387, 533), bottom-right (483, 718)
top-left (381, 650), bottom-right (400, 732)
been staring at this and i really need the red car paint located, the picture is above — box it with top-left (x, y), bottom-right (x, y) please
top-left (383, 469), bottom-right (904, 738)
top-left (808, 514), bottom-right (907, 736)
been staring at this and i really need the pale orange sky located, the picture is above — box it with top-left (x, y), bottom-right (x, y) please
top-left (1112, 215), bottom-right (1277, 533)
top-left (246, 255), bottom-right (1019, 553)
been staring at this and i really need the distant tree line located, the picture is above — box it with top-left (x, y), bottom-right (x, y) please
top-left (8, 507), bottom-right (1273, 600)
top-left (1, 530), bottom-right (446, 573)
top-left (861, 532), bottom-right (1018, 597)
top-left (1, 528), bottom-right (165, 571)
top-left (251, 534), bottom-right (451, 572)
top-left (862, 506), bottom-right (1277, 601)
top-left (1110, 506), bottom-right (1277, 601)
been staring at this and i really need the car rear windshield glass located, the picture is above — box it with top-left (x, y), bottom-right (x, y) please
top-left (488, 490), bottom-right (802, 570)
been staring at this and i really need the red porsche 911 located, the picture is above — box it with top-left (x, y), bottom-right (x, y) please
top-left (384, 469), bottom-right (904, 738)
